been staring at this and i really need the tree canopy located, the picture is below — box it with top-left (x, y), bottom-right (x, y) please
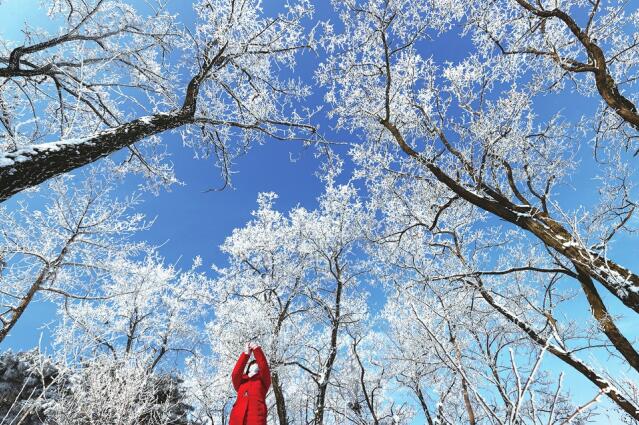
top-left (1, 0), bottom-right (638, 424)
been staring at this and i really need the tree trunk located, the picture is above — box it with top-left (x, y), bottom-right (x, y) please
top-left (271, 370), bottom-right (289, 425)
top-left (313, 263), bottom-right (343, 425)
top-left (513, 0), bottom-right (639, 129)
top-left (415, 386), bottom-right (435, 425)
top-left (0, 111), bottom-right (191, 202)
top-left (574, 267), bottom-right (639, 373)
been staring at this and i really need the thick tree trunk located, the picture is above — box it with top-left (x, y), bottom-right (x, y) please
top-left (574, 268), bottom-right (639, 373)
top-left (0, 111), bottom-right (191, 202)
top-left (0, 43), bottom-right (225, 203)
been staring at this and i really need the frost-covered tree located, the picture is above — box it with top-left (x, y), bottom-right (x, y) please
top-left (381, 282), bottom-right (599, 425)
top-left (0, 350), bottom-right (59, 425)
top-left (0, 170), bottom-right (149, 345)
top-left (470, 0), bottom-right (639, 138)
top-left (204, 190), bottom-right (315, 425)
top-left (204, 182), bottom-right (373, 425)
top-left (0, 350), bottom-right (195, 425)
top-left (363, 164), bottom-right (639, 422)
top-left (0, 0), bottom-right (315, 201)
top-left (318, 0), bottom-right (639, 419)
top-left (46, 357), bottom-right (194, 425)
top-left (289, 183), bottom-right (373, 425)
top-left (47, 252), bottom-right (210, 424)
top-left (54, 252), bottom-right (210, 371)
top-left (2, 1), bottom-right (639, 423)
top-left (328, 330), bottom-right (413, 425)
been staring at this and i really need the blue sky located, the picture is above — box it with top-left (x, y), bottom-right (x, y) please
top-left (1, 0), bottom-right (638, 423)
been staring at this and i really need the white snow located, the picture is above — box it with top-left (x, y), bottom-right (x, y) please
top-left (0, 137), bottom-right (93, 169)
top-left (561, 240), bottom-right (580, 249)
top-left (139, 116), bottom-right (154, 124)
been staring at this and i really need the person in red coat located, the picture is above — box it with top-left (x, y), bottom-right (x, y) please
top-left (229, 341), bottom-right (272, 425)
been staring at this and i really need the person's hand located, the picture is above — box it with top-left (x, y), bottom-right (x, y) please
top-left (244, 342), bottom-right (251, 355)
top-left (248, 342), bottom-right (260, 350)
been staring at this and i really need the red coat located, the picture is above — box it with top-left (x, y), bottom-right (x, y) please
top-left (229, 347), bottom-right (272, 425)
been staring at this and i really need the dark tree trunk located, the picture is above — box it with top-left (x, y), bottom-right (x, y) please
top-left (312, 267), bottom-right (342, 425)
top-left (0, 111), bottom-right (191, 202)
top-left (271, 370), bottom-right (289, 425)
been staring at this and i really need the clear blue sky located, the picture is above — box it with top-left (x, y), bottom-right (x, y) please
top-left (1, 1), bottom-right (637, 423)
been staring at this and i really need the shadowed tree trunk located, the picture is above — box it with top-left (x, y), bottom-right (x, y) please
top-left (0, 112), bottom-right (192, 202)
top-left (312, 259), bottom-right (343, 425)
top-left (271, 370), bottom-right (289, 425)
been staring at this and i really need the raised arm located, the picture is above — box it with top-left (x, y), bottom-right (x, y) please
top-left (231, 351), bottom-right (250, 391)
top-left (252, 346), bottom-right (272, 390)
